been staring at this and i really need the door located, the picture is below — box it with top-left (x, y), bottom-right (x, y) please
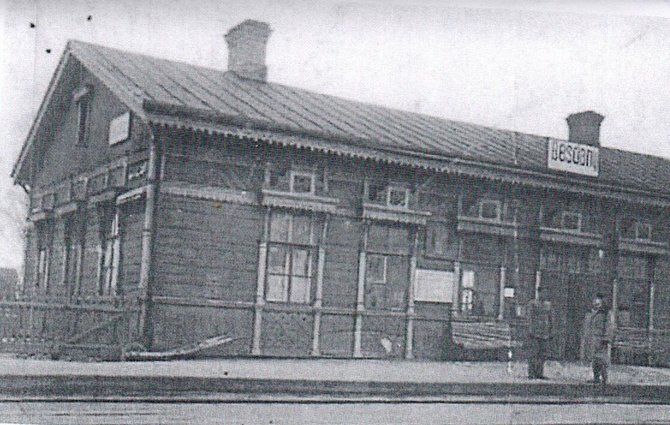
top-left (541, 245), bottom-right (596, 360)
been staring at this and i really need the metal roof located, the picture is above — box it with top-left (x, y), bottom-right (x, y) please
top-left (15, 40), bottom-right (670, 201)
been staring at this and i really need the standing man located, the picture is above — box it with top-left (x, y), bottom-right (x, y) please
top-left (527, 286), bottom-right (554, 379)
top-left (582, 293), bottom-right (615, 386)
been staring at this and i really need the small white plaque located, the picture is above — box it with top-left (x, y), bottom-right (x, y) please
top-left (504, 287), bottom-right (515, 298)
top-left (109, 112), bottom-right (131, 145)
top-left (414, 269), bottom-right (454, 303)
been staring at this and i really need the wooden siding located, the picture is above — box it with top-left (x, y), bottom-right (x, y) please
top-left (33, 58), bottom-right (147, 189)
top-left (320, 314), bottom-right (355, 357)
top-left (151, 303), bottom-right (253, 354)
top-left (22, 226), bottom-right (37, 295)
top-left (261, 311), bottom-right (313, 357)
top-left (360, 316), bottom-right (406, 358)
top-left (119, 199), bottom-right (144, 296)
top-left (413, 319), bottom-right (450, 360)
top-left (321, 217), bottom-right (361, 309)
top-left (153, 195), bottom-right (262, 302)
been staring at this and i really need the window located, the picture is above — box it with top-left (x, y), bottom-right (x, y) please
top-left (425, 222), bottom-right (450, 257)
top-left (74, 86), bottom-right (92, 145)
top-left (366, 182), bottom-right (409, 208)
top-left (290, 171), bottom-right (315, 194)
top-left (63, 214), bottom-right (83, 297)
top-left (387, 187), bottom-right (409, 208)
top-left (366, 255), bottom-right (387, 284)
top-left (635, 222), bottom-right (652, 241)
top-left (365, 223), bottom-right (410, 310)
top-left (266, 212), bottom-right (315, 304)
top-left (561, 211), bottom-right (581, 231)
top-left (97, 204), bottom-right (120, 296)
top-left (459, 267), bottom-right (498, 317)
top-left (35, 220), bottom-right (53, 290)
top-left (479, 200), bottom-right (501, 221)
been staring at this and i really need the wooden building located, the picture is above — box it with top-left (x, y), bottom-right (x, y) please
top-left (10, 20), bottom-right (670, 362)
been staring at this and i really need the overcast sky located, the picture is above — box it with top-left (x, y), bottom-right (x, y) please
top-left (1, 0), bottom-right (670, 270)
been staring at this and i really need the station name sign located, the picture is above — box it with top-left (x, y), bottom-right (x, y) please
top-left (547, 139), bottom-right (599, 177)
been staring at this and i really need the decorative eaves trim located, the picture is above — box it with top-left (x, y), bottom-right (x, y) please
top-left (161, 182), bottom-right (257, 206)
top-left (147, 115), bottom-right (670, 208)
top-left (362, 202), bottom-right (431, 225)
top-left (261, 189), bottom-right (339, 213)
top-left (539, 227), bottom-right (603, 247)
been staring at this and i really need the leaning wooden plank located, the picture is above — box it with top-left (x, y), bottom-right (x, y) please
top-left (124, 335), bottom-right (233, 361)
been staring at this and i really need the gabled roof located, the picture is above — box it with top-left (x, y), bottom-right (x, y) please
top-left (13, 40), bottom-right (670, 204)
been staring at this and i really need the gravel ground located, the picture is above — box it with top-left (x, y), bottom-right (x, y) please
top-left (0, 354), bottom-right (668, 385)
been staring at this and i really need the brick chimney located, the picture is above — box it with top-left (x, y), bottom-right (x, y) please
top-left (566, 111), bottom-right (604, 147)
top-left (225, 20), bottom-right (272, 82)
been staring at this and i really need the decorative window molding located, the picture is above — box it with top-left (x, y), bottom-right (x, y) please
top-left (261, 188), bottom-right (338, 213)
top-left (265, 212), bottom-right (316, 304)
top-left (561, 211), bottom-right (582, 231)
top-left (289, 170), bottom-right (316, 195)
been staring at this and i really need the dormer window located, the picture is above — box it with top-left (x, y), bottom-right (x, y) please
top-left (561, 211), bottom-right (581, 231)
top-left (289, 171), bottom-right (315, 195)
top-left (479, 200), bottom-right (501, 221)
top-left (73, 85), bottom-right (92, 145)
top-left (635, 222), bottom-right (652, 241)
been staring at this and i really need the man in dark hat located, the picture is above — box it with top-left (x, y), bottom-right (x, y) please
top-left (527, 286), bottom-right (554, 379)
top-left (582, 293), bottom-right (615, 385)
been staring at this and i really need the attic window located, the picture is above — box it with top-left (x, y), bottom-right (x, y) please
top-left (74, 86), bottom-right (92, 145)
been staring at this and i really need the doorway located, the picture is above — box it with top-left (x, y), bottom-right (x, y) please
top-left (540, 245), bottom-right (598, 360)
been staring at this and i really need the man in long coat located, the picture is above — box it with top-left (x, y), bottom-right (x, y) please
top-left (527, 286), bottom-right (554, 379)
top-left (581, 293), bottom-right (615, 385)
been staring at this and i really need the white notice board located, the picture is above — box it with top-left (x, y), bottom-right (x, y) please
top-left (109, 112), bottom-right (131, 145)
top-left (414, 269), bottom-right (454, 303)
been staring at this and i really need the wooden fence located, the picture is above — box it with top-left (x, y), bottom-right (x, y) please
top-left (0, 294), bottom-right (140, 358)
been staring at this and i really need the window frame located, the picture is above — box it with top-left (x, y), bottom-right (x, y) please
top-left (289, 170), bottom-right (316, 195)
top-left (265, 211), bottom-right (316, 304)
top-left (63, 214), bottom-right (83, 296)
top-left (366, 254), bottom-right (388, 284)
top-left (478, 199), bottom-right (501, 221)
top-left (35, 219), bottom-right (54, 291)
top-left (424, 221), bottom-right (450, 258)
top-left (634, 222), bottom-right (652, 241)
top-left (386, 186), bottom-right (410, 209)
top-left (74, 86), bottom-right (92, 146)
top-left (97, 204), bottom-right (120, 297)
top-left (561, 211), bottom-right (582, 231)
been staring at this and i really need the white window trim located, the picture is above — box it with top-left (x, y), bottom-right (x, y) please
top-left (478, 199), bottom-right (501, 221)
top-left (289, 170), bottom-right (316, 195)
top-left (386, 186), bottom-right (410, 208)
top-left (561, 211), bottom-right (582, 231)
top-left (367, 254), bottom-right (388, 284)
